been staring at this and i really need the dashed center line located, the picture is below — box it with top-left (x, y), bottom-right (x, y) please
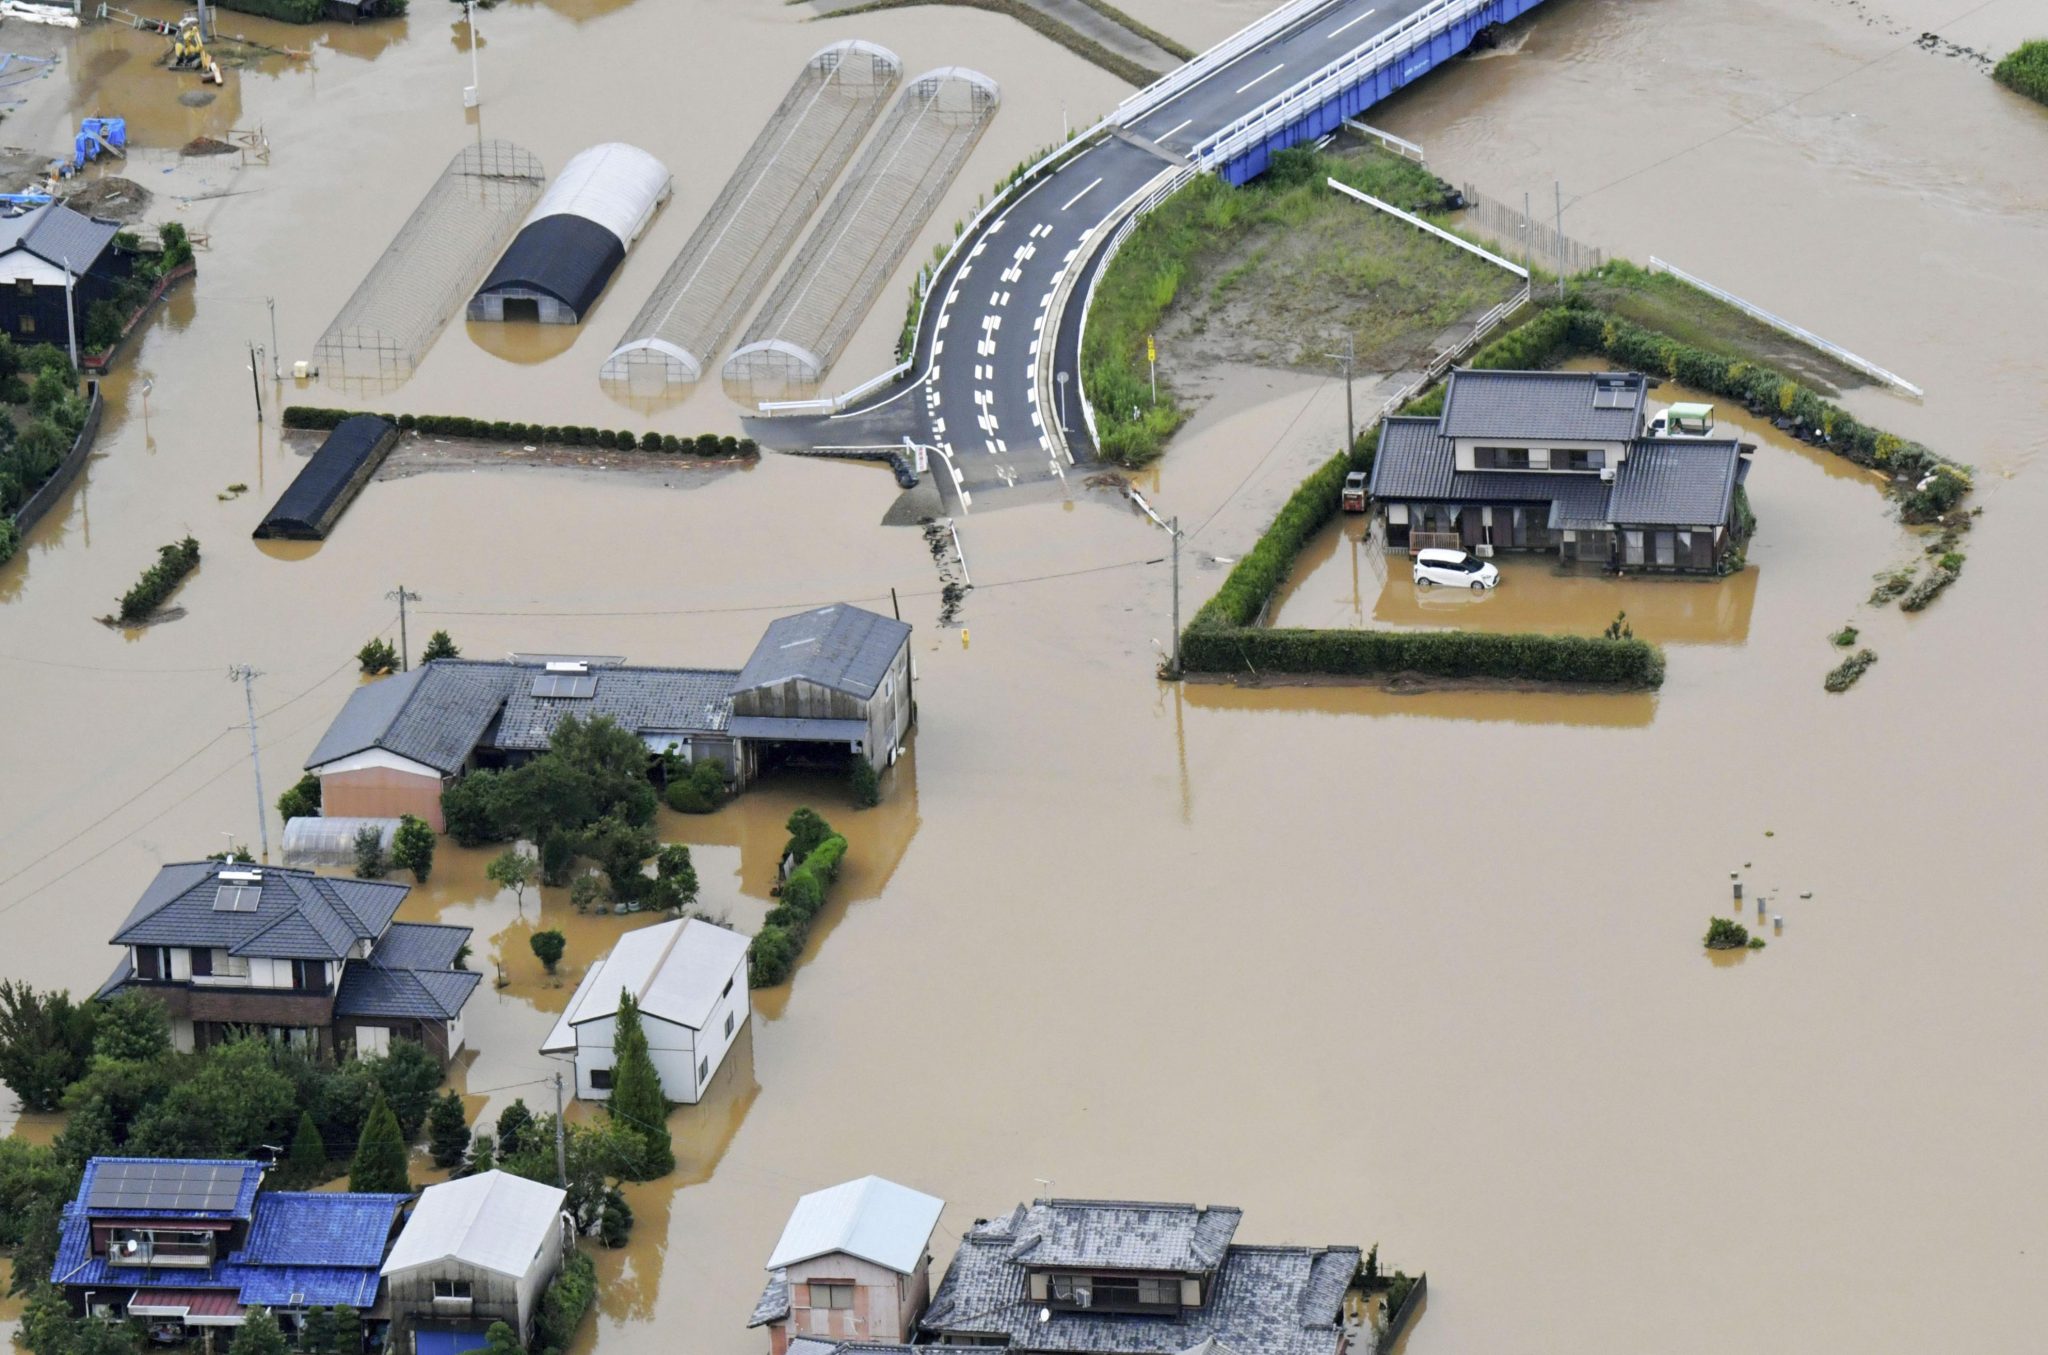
top-left (1329, 7), bottom-right (1378, 38)
top-left (1236, 62), bottom-right (1284, 94)
top-left (1060, 177), bottom-right (1103, 212)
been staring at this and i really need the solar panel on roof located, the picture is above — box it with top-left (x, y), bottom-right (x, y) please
top-left (212, 884), bottom-right (260, 912)
top-left (87, 1161), bottom-right (248, 1213)
top-left (530, 673), bottom-right (596, 699)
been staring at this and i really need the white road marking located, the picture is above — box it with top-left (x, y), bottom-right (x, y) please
top-left (937, 313), bottom-right (949, 330)
top-left (1030, 338), bottom-right (1041, 355)
top-left (1023, 364), bottom-right (1035, 380)
top-left (999, 291), bottom-right (1011, 306)
top-left (933, 338), bottom-right (944, 353)
top-left (971, 240), bottom-right (987, 259)
top-left (1031, 410), bottom-right (1042, 427)
top-left (1329, 8), bottom-right (1378, 38)
top-left (990, 290), bottom-right (1002, 306)
top-left (946, 288), bottom-right (959, 307)
top-left (959, 264), bottom-right (972, 280)
top-left (996, 438), bottom-right (1007, 454)
top-left (1159, 117), bottom-right (1193, 141)
top-left (1236, 63), bottom-right (1284, 94)
top-left (1060, 177), bottom-right (1103, 211)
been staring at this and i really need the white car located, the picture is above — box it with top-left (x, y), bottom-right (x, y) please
top-left (1413, 547), bottom-right (1499, 590)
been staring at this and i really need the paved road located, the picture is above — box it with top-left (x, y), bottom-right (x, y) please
top-left (760, 0), bottom-right (1441, 513)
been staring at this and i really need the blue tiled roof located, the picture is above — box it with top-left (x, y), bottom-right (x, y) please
top-left (77, 1157), bottom-right (264, 1221)
top-left (239, 1193), bottom-right (408, 1268)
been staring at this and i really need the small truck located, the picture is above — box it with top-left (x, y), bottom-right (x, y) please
top-left (1341, 470), bottom-right (1369, 513)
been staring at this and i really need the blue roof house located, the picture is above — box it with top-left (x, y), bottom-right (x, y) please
top-left (52, 1158), bottom-right (407, 1334)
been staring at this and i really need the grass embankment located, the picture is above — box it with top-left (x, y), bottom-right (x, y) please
top-left (1993, 40), bottom-right (2048, 105)
top-left (1085, 147), bottom-right (1518, 465)
top-left (811, 0), bottom-right (1160, 84)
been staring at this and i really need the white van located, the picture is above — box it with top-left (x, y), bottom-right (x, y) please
top-left (1413, 547), bottom-right (1499, 590)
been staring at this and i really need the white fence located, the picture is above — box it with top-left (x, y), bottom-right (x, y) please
top-left (1326, 178), bottom-right (1526, 278)
top-left (1646, 257), bottom-right (1923, 398)
top-left (1343, 118), bottom-right (1425, 162)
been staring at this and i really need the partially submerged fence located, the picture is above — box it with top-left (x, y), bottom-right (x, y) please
top-left (602, 42), bottom-right (899, 392)
top-left (1455, 182), bottom-right (1604, 278)
top-left (314, 141), bottom-right (545, 389)
top-left (724, 67), bottom-right (999, 404)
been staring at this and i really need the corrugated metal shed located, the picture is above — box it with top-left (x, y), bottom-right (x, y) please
top-left (381, 1171), bottom-right (568, 1281)
top-left (734, 604), bottom-right (909, 699)
top-left (765, 1176), bottom-right (944, 1274)
top-left (541, 918), bottom-right (748, 1046)
top-left (254, 416), bottom-right (400, 540)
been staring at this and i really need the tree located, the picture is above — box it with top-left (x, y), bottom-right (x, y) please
top-left (129, 1038), bottom-right (297, 1158)
top-left (349, 1091), bottom-right (411, 1193)
top-left (427, 1090), bottom-right (470, 1169)
top-left (783, 808), bottom-right (834, 864)
top-left (300, 1306), bottom-right (338, 1355)
top-left (747, 926), bottom-right (799, 989)
top-left (466, 1131), bottom-right (495, 1175)
top-left (649, 844), bottom-right (698, 914)
top-left (19, 1284), bottom-right (142, 1355)
top-left (356, 638), bottom-right (399, 674)
top-left (229, 1308), bottom-right (288, 1355)
top-left (530, 929), bottom-right (566, 976)
top-left (486, 848), bottom-right (535, 906)
top-left (391, 815), bottom-right (436, 884)
top-left (496, 1098), bottom-right (534, 1154)
top-left (421, 630), bottom-right (461, 662)
top-left (574, 817), bottom-right (657, 903)
top-left (569, 873), bottom-right (608, 914)
top-left (599, 1185), bottom-right (633, 1247)
top-left (276, 772), bottom-right (322, 823)
top-left (91, 991), bottom-right (170, 1064)
top-left (481, 1323), bottom-right (522, 1355)
top-left (0, 983), bottom-right (96, 1112)
top-left (353, 825), bottom-right (387, 879)
top-left (501, 1118), bottom-right (645, 1232)
top-left (850, 758), bottom-right (880, 808)
top-left (442, 770), bottom-right (514, 848)
top-left (288, 1109), bottom-right (328, 1186)
top-left (370, 1039), bottom-right (443, 1140)
top-left (606, 992), bottom-right (673, 1177)
top-left (332, 1308), bottom-right (361, 1355)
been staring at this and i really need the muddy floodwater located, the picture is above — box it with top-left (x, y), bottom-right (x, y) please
top-left (5, 2), bottom-right (2048, 1354)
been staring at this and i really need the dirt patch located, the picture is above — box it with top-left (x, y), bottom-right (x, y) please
top-left (61, 176), bottom-right (151, 223)
top-left (0, 146), bottom-right (49, 197)
top-left (181, 137), bottom-right (237, 157)
top-left (282, 430), bottom-right (757, 488)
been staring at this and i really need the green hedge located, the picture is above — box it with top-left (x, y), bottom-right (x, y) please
top-left (1183, 626), bottom-right (1665, 686)
top-left (747, 827), bottom-right (848, 989)
top-left (282, 407), bottom-right (756, 458)
top-left (1994, 40), bottom-right (2048, 105)
top-left (535, 1248), bottom-right (596, 1354)
top-left (117, 536), bottom-right (200, 622)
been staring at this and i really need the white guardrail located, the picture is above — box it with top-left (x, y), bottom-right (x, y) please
top-left (1071, 165), bottom-right (1199, 452)
top-left (1646, 257), bottom-right (1923, 399)
top-left (762, 1), bottom-right (1356, 417)
top-left (1325, 179), bottom-right (1525, 278)
top-left (1196, 0), bottom-right (1489, 168)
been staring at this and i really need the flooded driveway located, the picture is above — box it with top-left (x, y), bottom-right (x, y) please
top-left (5, 3), bottom-right (2048, 1355)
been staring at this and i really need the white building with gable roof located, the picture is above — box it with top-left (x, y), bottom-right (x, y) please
top-left (381, 1170), bottom-right (572, 1354)
top-left (749, 1176), bottom-right (946, 1355)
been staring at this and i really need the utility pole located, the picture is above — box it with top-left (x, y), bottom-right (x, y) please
top-left (266, 297), bottom-right (280, 380)
top-left (247, 342), bottom-right (262, 421)
top-left (1554, 180), bottom-right (1565, 300)
top-left (1168, 516), bottom-right (1182, 680)
top-left (227, 666), bottom-right (270, 862)
top-left (61, 258), bottom-right (77, 371)
top-left (387, 584), bottom-right (421, 669)
top-left (551, 1071), bottom-right (569, 1187)
top-left (1325, 334), bottom-right (1355, 452)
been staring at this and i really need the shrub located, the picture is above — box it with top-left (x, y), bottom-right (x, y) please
top-left (390, 815), bottom-right (436, 883)
top-left (530, 929), bottom-right (566, 975)
top-left (421, 629), bottom-right (460, 661)
top-left (1994, 40), bottom-right (2048, 105)
top-left (1829, 626), bottom-right (1858, 648)
top-left (356, 637), bottom-right (399, 674)
top-left (614, 430), bottom-right (636, 449)
top-left (276, 772), bottom-right (321, 823)
top-left (664, 758), bottom-right (728, 814)
top-left (596, 429), bottom-right (617, 449)
top-left (116, 536), bottom-right (200, 622)
top-left (352, 826), bottom-right (387, 880)
top-left (1181, 627), bottom-right (1665, 686)
top-left (778, 872), bottom-right (822, 920)
top-left (1824, 648), bottom-right (1877, 693)
top-left (442, 769), bottom-right (512, 847)
top-left (1704, 917), bottom-right (1750, 949)
top-left (0, 518), bottom-right (16, 568)
top-left (661, 434), bottom-right (681, 453)
top-left (536, 1250), bottom-right (598, 1353)
top-left (694, 433), bottom-right (720, 457)
top-left (747, 925), bottom-right (799, 987)
top-left (639, 431), bottom-right (662, 452)
top-left (717, 435), bottom-right (739, 457)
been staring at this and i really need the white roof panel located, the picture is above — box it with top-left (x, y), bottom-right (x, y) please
top-left (381, 1170), bottom-right (567, 1279)
top-left (527, 142), bottom-right (672, 250)
top-left (765, 1175), bottom-right (944, 1274)
top-left (565, 918), bottom-right (749, 1032)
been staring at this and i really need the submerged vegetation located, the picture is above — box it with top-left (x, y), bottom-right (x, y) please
top-left (1824, 648), bottom-right (1878, 693)
top-left (113, 537), bottom-right (200, 623)
top-left (1705, 917), bottom-right (1765, 950)
top-left (284, 406), bottom-right (758, 458)
top-left (1993, 40), bottom-right (2048, 105)
top-left (748, 809), bottom-right (850, 988)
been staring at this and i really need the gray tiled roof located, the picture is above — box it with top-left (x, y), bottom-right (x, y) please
top-left (112, 862), bottom-right (407, 961)
top-left (921, 1222), bottom-right (1358, 1355)
top-left (0, 202), bottom-right (120, 271)
top-left (749, 1269), bottom-right (790, 1327)
top-left (306, 661), bottom-right (737, 774)
top-left (367, 922), bottom-right (470, 972)
top-left (999, 1200), bottom-right (1241, 1273)
top-left (334, 965), bottom-right (479, 1021)
top-left (1439, 369), bottom-right (1645, 443)
top-left (735, 605), bottom-right (910, 700)
top-left (1366, 418), bottom-right (1451, 499)
top-left (1608, 440), bottom-right (1744, 526)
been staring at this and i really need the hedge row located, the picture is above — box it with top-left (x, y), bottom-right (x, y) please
top-left (1184, 626), bottom-right (1665, 686)
top-left (748, 832), bottom-right (847, 989)
top-left (535, 1248), bottom-right (596, 1355)
top-left (283, 406), bottom-right (758, 458)
top-left (1993, 40), bottom-right (2048, 105)
top-left (118, 536), bottom-right (200, 622)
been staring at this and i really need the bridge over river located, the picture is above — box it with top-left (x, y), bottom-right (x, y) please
top-left (748, 0), bottom-right (1553, 512)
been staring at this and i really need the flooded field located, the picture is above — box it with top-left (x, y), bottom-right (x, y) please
top-left (5, 2), bottom-right (2048, 1355)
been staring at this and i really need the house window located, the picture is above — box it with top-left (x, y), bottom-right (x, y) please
top-left (698, 1055), bottom-right (709, 1085)
top-left (811, 1283), bottom-right (854, 1310)
top-left (134, 946), bottom-right (170, 981)
top-left (211, 949), bottom-right (249, 978)
top-left (589, 1068), bottom-right (614, 1090)
top-left (1559, 449), bottom-right (1605, 471)
top-left (18, 315), bottom-right (32, 334)
top-left (1474, 446), bottom-right (1529, 470)
top-left (724, 1012), bottom-right (734, 1039)
top-left (1136, 1278), bottom-right (1180, 1307)
top-left (291, 960), bottom-right (324, 991)
top-left (432, 1280), bottom-right (472, 1300)
top-left (721, 977), bottom-right (734, 999)
top-left (14, 279), bottom-right (31, 297)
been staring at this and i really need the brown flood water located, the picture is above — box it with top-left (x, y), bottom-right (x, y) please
top-left (7, 2), bottom-right (2048, 1354)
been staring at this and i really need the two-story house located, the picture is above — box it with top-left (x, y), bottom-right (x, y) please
top-left (749, 1176), bottom-right (945, 1355)
top-left (1368, 368), bottom-right (1753, 574)
top-left (98, 859), bottom-right (480, 1061)
top-left (915, 1198), bottom-right (1359, 1355)
top-left (380, 1170), bottom-right (573, 1355)
top-left (51, 1156), bottom-right (409, 1339)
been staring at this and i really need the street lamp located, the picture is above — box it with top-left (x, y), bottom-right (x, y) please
top-left (1055, 370), bottom-right (1070, 431)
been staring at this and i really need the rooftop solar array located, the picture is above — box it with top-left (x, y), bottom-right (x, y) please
top-left (212, 883), bottom-right (260, 912)
top-left (531, 673), bottom-right (597, 699)
top-left (87, 1161), bottom-right (250, 1214)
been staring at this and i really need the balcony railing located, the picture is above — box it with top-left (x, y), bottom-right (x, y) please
top-left (107, 1240), bottom-right (216, 1268)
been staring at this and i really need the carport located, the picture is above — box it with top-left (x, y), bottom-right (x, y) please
top-left (730, 714), bottom-right (868, 774)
